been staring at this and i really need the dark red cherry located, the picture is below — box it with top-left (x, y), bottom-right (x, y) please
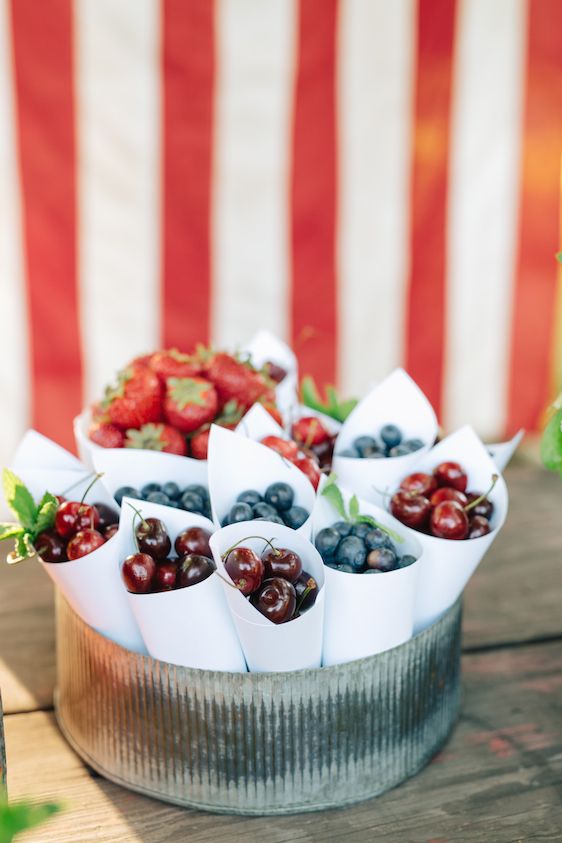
top-left (294, 571), bottom-right (319, 614)
top-left (135, 517), bottom-right (171, 560)
top-left (153, 560), bottom-right (178, 591)
top-left (174, 526), bottom-right (212, 558)
top-left (466, 492), bottom-right (494, 520)
top-left (433, 462), bottom-right (468, 492)
top-left (67, 528), bottom-right (105, 560)
top-left (400, 472), bottom-right (437, 497)
top-left (430, 501), bottom-right (469, 540)
top-left (34, 530), bottom-right (67, 563)
top-left (55, 501), bottom-right (100, 538)
top-left (430, 487), bottom-right (468, 507)
top-left (262, 546), bottom-right (302, 583)
top-left (468, 515), bottom-right (491, 539)
top-left (92, 502), bottom-right (119, 530)
top-left (224, 546), bottom-right (264, 595)
top-left (264, 360), bottom-right (287, 384)
top-left (390, 491), bottom-right (431, 529)
top-left (122, 552), bottom-right (157, 593)
top-left (176, 554), bottom-right (214, 588)
top-left (252, 577), bottom-right (296, 624)
top-left (104, 523), bottom-right (119, 541)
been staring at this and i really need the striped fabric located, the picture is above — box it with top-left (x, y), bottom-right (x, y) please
top-left (0, 0), bottom-right (561, 465)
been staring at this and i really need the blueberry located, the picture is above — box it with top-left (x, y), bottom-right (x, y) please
top-left (366, 547), bottom-right (397, 572)
top-left (229, 502), bottom-right (254, 523)
top-left (332, 563), bottom-right (355, 574)
top-left (380, 424), bottom-right (402, 449)
top-left (335, 536), bottom-right (366, 572)
top-left (237, 489), bottom-right (263, 507)
top-left (364, 569), bottom-right (383, 574)
top-left (353, 436), bottom-right (379, 458)
top-left (252, 501), bottom-right (278, 520)
top-left (254, 514), bottom-right (284, 525)
top-left (333, 521), bottom-right (352, 537)
top-left (404, 438), bottom-right (424, 453)
top-left (338, 447), bottom-right (360, 458)
top-left (221, 515), bottom-right (230, 527)
top-left (315, 527), bottom-right (341, 561)
top-left (146, 491), bottom-right (170, 506)
top-left (180, 490), bottom-right (205, 513)
top-left (283, 506), bottom-right (309, 530)
top-left (141, 482), bottom-right (161, 497)
top-left (398, 554), bottom-right (417, 569)
top-left (114, 486), bottom-right (141, 505)
top-left (365, 528), bottom-right (393, 551)
top-left (162, 481), bottom-right (180, 499)
top-left (389, 444), bottom-right (411, 457)
top-left (350, 523), bottom-right (371, 540)
top-left (366, 450), bottom-right (385, 460)
top-left (264, 482), bottom-right (294, 512)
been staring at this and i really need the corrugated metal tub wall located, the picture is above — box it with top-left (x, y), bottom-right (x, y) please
top-left (54, 594), bottom-right (462, 815)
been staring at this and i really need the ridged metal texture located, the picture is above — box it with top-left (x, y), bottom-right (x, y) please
top-left (0, 691), bottom-right (5, 795)
top-left (55, 595), bottom-right (462, 815)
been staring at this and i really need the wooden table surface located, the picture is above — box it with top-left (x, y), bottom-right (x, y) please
top-left (1, 460), bottom-right (562, 842)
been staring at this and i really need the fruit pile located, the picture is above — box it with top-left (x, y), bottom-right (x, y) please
top-left (122, 513), bottom-right (215, 594)
top-left (36, 497), bottom-right (120, 562)
top-left (88, 347), bottom-right (283, 460)
top-left (390, 462), bottom-right (496, 540)
top-left (315, 522), bottom-right (415, 574)
top-left (260, 434), bottom-right (322, 490)
top-left (223, 539), bottom-right (318, 624)
top-left (338, 424), bottom-right (424, 459)
top-left (114, 482), bottom-right (211, 519)
top-left (223, 482), bottom-right (310, 530)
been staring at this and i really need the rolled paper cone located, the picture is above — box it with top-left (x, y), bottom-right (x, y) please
top-left (392, 425), bottom-right (509, 633)
top-left (11, 429), bottom-right (83, 471)
top-left (208, 425), bottom-right (316, 537)
top-left (236, 402), bottom-right (287, 442)
top-left (120, 497), bottom-right (245, 671)
top-left (332, 369), bottom-right (438, 506)
top-left (73, 408), bottom-right (98, 469)
top-left (487, 429), bottom-right (524, 472)
top-left (242, 329), bottom-right (299, 418)
top-left (209, 521), bottom-right (325, 672)
top-left (93, 448), bottom-right (208, 507)
top-left (11, 467), bottom-right (118, 511)
top-left (312, 487), bottom-right (423, 665)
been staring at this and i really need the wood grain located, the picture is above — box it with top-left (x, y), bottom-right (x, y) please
top-left (4, 640), bottom-right (562, 842)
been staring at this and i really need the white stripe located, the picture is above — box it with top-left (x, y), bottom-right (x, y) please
top-left (337, 0), bottom-right (416, 394)
top-left (75, 0), bottom-right (161, 402)
top-left (0, 0), bottom-right (30, 467)
top-left (444, 0), bottom-right (527, 437)
top-left (212, 0), bottom-right (296, 350)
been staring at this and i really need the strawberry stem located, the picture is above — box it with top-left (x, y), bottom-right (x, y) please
top-left (464, 474), bottom-right (498, 514)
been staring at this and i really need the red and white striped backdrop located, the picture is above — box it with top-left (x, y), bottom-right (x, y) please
top-left (1, 0), bottom-right (561, 465)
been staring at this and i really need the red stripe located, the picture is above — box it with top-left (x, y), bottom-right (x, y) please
top-left (10, 0), bottom-right (81, 451)
top-left (291, 0), bottom-right (338, 388)
top-left (161, 0), bottom-right (214, 351)
top-left (507, 0), bottom-right (562, 433)
top-left (405, 0), bottom-right (457, 419)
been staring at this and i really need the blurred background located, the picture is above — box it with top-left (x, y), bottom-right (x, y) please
top-left (0, 0), bottom-right (561, 466)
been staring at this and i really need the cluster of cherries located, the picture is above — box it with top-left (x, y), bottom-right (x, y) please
top-left (224, 482), bottom-right (310, 531)
top-left (338, 424), bottom-right (424, 460)
top-left (35, 497), bottom-right (119, 563)
top-left (390, 461), bottom-right (496, 540)
top-left (259, 415), bottom-right (337, 490)
top-left (122, 514), bottom-right (215, 594)
top-left (223, 539), bottom-right (318, 624)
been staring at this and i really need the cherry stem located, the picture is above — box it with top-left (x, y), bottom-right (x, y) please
top-left (295, 579), bottom-right (316, 614)
top-left (303, 419), bottom-right (319, 451)
top-left (61, 471), bottom-right (97, 498)
top-left (372, 485), bottom-right (392, 500)
top-left (79, 472), bottom-right (103, 506)
top-left (464, 474), bottom-right (499, 514)
top-left (221, 535), bottom-right (280, 559)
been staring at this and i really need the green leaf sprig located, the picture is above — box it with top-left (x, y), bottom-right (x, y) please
top-left (0, 469), bottom-right (58, 564)
top-left (321, 474), bottom-right (404, 544)
top-left (300, 377), bottom-right (358, 423)
top-left (0, 799), bottom-right (62, 843)
top-left (541, 395), bottom-right (562, 476)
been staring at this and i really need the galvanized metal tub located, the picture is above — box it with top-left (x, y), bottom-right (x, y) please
top-left (54, 594), bottom-right (462, 815)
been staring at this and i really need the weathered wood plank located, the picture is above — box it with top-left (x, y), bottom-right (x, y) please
top-left (4, 641), bottom-right (562, 843)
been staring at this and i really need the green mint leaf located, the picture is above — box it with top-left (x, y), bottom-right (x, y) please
top-left (348, 494), bottom-right (360, 521)
top-left (321, 474), bottom-right (348, 521)
top-left (556, 251), bottom-right (562, 264)
top-left (541, 407), bottom-right (562, 472)
top-left (354, 514), bottom-right (404, 544)
top-left (336, 398), bottom-right (359, 422)
top-left (33, 494), bottom-right (58, 538)
top-left (0, 523), bottom-right (24, 542)
top-left (0, 799), bottom-right (62, 843)
top-left (7, 533), bottom-right (35, 565)
top-left (2, 469), bottom-right (37, 530)
top-left (301, 376), bottom-right (324, 413)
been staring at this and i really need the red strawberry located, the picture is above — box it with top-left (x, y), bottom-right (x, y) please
top-left (149, 348), bottom-right (201, 384)
top-left (206, 353), bottom-right (273, 410)
top-left (164, 377), bottom-right (218, 433)
top-left (190, 428), bottom-right (210, 460)
top-left (261, 435), bottom-right (299, 461)
top-left (91, 401), bottom-right (111, 424)
top-left (261, 401), bottom-right (283, 427)
top-left (89, 423), bottom-right (125, 449)
top-left (130, 353), bottom-right (153, 368)
top-left (292, 416), bottom-right (330, 447)
top-left (125, 423), bottom-right (187, 456)
top-left (102, 366), bottom-right (162, 429)
top-left (293, 455), bottom-right (321, 490)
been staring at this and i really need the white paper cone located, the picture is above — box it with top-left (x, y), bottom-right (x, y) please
top-left (243, 329), bottom-right (299, 418)
top-left (11, 429), bottom-right (83, 471)
top-left (487, 429), bottom-right (524, 472)
top-left (119, 497), bottom-right (245, 671)
top-left (312, 487), bottom-right (423, 665)
top-left (235, 402), bottom-right (287, 442)
top-left (209, 521), bottom-right (325, 672)
top-left (208, 425), bottom-right (316, 537)
top-left (391, 425), bottom-right (509, 633)
top-left (92, 447), bottom-right (208, 504)
top-left (332, 369), bottom-right (438, 506)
